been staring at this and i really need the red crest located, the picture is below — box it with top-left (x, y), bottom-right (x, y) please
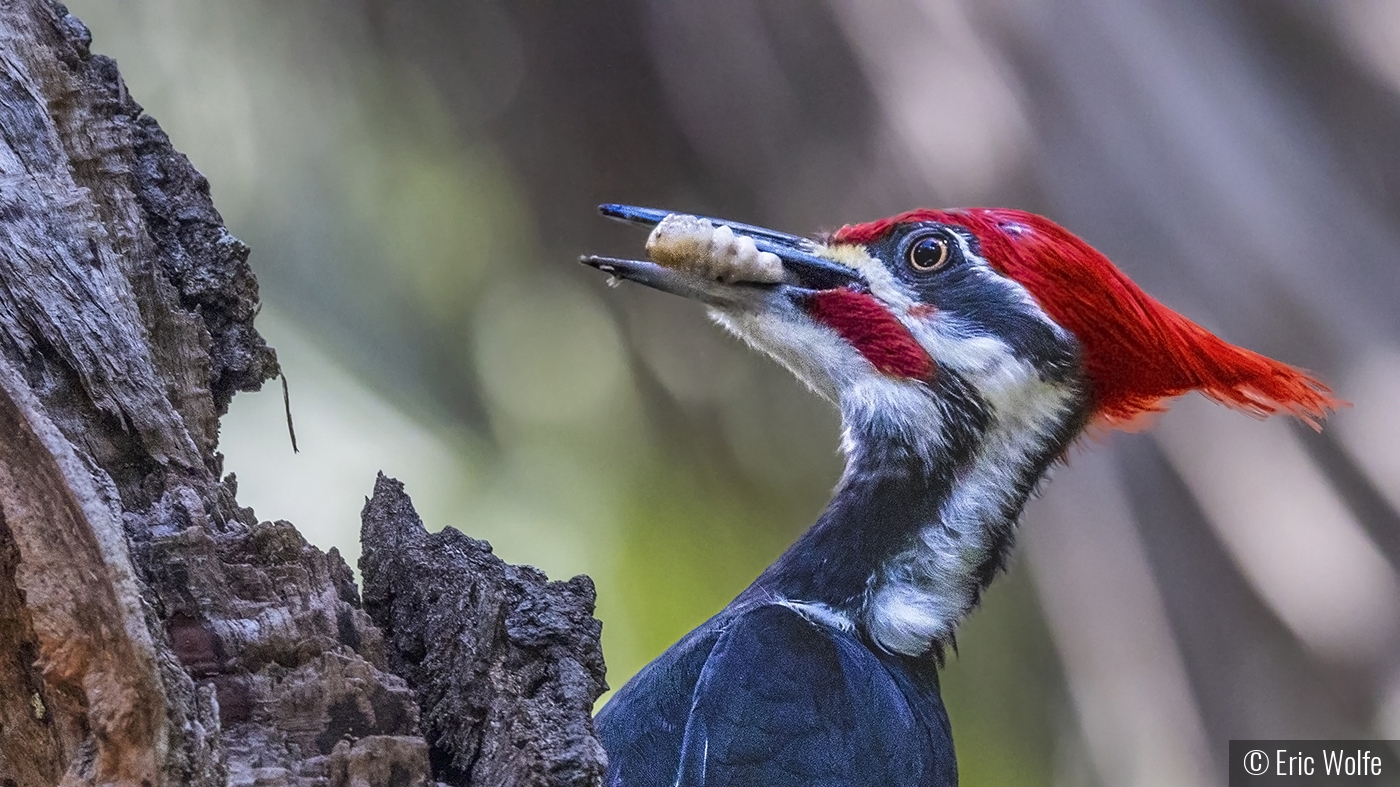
top-left (833, 209), bottom-right (1341, 429)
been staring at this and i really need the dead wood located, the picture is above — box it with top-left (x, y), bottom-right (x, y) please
top-left (359, 474), bottom-right (608, 787)
top-left (0, 2), bottom-right (604, 785)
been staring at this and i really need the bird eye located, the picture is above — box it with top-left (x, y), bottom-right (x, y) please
top-left (908, 236), bottom-right (950, 272)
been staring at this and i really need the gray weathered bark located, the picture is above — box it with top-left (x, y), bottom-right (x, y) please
top-left (360, 475), bottom-right (608, 787)
top-left (0, 2), bottom-right (605, 785)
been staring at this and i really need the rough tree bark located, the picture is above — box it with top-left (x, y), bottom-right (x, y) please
top-left (360, 475), bottom-right (607, 787)
top-left (0, 2), bottom-right (605, 785)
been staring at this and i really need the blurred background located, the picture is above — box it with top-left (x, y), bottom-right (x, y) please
top-left (65, 1), bottom-right (1400, 784)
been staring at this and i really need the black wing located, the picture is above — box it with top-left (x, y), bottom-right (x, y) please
top-left (599, 603), bottom-right (956, 787)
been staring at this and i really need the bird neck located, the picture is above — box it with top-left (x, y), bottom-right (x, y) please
top-left (747, 372), bottom-right (1087, 657)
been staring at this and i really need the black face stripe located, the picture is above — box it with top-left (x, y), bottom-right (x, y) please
top-left (862, 221), bottom-right (1082, 383)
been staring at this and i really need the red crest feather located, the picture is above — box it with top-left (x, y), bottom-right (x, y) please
top-left (833, 208), bottom-right (1341, 429)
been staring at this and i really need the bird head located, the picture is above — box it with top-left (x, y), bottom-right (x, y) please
top-left (584, 204), bottom-right (1340, 654)
top-left (584, 205), bottom-right (1338, 462)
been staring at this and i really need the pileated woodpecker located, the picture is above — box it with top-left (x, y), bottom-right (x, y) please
top-left (581, 204), bottom-right (1336, 787)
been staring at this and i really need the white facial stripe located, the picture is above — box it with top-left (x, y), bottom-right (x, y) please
top-left (907, 316), bottom-right (1014, 374)
top-left (865, 354), bottom-right (1079, 654)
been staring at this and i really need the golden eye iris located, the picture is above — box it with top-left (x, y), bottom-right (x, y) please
top-left (908, 236), bottom-right (950, 272)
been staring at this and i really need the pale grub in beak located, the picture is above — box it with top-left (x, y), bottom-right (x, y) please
top-left (645, 213), bottom-right (785, 285)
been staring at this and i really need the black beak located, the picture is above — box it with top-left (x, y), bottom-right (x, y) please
top-left (581, 204), bottom-right (864, 295)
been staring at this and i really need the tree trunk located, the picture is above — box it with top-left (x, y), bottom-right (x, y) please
top-left (0, 2), bottom-right (604, 785)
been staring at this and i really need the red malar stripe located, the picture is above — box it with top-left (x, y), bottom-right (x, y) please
top-left (806, 288), bottom-right (935, 380)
